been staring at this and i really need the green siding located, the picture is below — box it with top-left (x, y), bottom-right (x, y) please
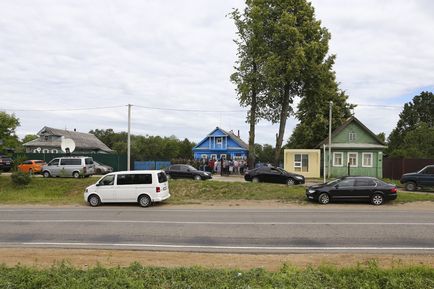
top-left (333, 123), bottom-right (379, 144)
top-left (327, 150), bottom-right (383, 178)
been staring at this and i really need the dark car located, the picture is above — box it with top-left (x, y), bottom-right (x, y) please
top-left (400, 165), bottom-right (434, 191)
top-left (244, 166), bottom-right (305, 185)
top-left (0, 156), bottom-right (13, 172)
top-left (165, 164), bottom-right (212, 181)
top-left (306, 176), bottom-right (397, 205)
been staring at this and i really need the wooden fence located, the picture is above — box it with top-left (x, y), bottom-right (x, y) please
top-left (383, 157), bottom-right (434, 180)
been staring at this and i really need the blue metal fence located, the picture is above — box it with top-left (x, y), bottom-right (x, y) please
top-left (134, 161), bottom-right (171, 170)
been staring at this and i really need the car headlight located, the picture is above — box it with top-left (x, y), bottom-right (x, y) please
top-left (294, 176), bottom-right (303, 180)
top-left (308, 189), bottom-right (316, 194)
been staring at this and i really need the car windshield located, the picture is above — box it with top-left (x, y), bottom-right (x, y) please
top-left (186, 165), bottom-right (197, 171)
top-left (326, 179), bottom-right (341, 186)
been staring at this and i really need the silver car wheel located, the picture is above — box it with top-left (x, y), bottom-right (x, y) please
top-left (252, 177), bottom-right (259, 183)
top-left (43, 171), bottom-right (50, 178)
top-left (318, 193), bottom-right (330, 204)
top-left (287, 178), bottom-right (295, 186)
top-left (89, 195), bottom-right (100, 207)
top-left (194, 175), bottom-right (202, 181)
top-left (371, 194), bottom-right (384, 206)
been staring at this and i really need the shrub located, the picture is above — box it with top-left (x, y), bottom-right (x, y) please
top-left (10, 171), bottom-right (32, 186)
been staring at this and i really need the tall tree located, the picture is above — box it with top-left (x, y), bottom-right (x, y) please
top-left (387, 91), bottom-right (434, 157)
top-left (0, 112), bottom-right (20, 153)
top-left (230, 1), bottom-right (269, 169)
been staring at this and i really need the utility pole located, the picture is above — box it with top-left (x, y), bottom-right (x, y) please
top-left (328, 101), bottom-right (333, 178)
top-left (127, 104), bottom-right (132, 171)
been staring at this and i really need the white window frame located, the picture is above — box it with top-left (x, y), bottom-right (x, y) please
top-left (349, 132), bottom-right (356, 142)
top-left (347, 152), bottom-right (358, 167)
top-left (332, 152), bottom-right (344, 167)
top-left (216, 137), bottom-right (222, 145)
top-left (210, 154), bottom-right (217, 160)
top-left (42, 149), bottom-right (49, 153)
top-left (362, 152), bottom-right (373, 167)
top-left (294, 153), bottom-right (309, 172)
top-left (51, 149), bottom-right (58, 153)
top-left (220, 154), bottom-right (226, 160)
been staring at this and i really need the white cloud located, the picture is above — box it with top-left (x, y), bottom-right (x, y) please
top-left (0, 0), bottom-right (432, 146)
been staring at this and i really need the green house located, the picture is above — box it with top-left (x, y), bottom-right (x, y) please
top-left (317, 116), bottom-right (387, 178)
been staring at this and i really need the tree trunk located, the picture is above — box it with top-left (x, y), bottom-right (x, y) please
top-left (248, 62), bottom-right (258, 170)
top-left (274, 87), bottom-right (290, 167)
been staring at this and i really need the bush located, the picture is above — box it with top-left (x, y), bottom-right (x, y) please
top-left (10, 171), bottom-right (32, 186)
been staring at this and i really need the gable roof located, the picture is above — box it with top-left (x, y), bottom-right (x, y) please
top-left (193, 127), bottom-right (249, 150)
top-left (316, 116), bottom-right (386, 148)
top-left (23, 126), bottom-right (113, 152)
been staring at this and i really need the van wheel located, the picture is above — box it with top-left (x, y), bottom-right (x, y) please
top-left (138, 195), bottom-right (151, 207)
top-left (371, 193), bottom-right (384, 206)
top-left (72, 171), bottom-right (80, 179)
top-left (43, 171), bottom-right (50, 178)
top-left (88, 195), bottom-right (101, 207)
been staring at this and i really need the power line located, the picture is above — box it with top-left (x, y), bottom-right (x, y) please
top-left (1, 105), bottom-right (126, 112)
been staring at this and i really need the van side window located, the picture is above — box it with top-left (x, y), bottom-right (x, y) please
top-left (85, 158), bottom-right (94, 165)
top-left (60, 159), bottom-right (81, 166)
top-left (99, 175), bottom-right (114, 186)
top-left (117, 174), bottom-right (152, 185)
top-left (49, 159), bottom-right (59, 166)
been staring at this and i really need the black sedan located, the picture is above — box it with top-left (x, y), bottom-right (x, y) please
top-left (306, 176), bottom-right (397, 205)
top-left (244, 166), bottom-right (305, 185)
top-left (165, 164), bottom-right (212, 181)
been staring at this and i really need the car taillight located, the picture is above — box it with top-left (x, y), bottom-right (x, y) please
top-left (391, 187), bottom-right (397, 193)
top-left (156, 187), bottom-right (161, 193)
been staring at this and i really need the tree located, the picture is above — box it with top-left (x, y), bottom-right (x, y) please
top-left (231, 1), bottom-right (269, 169)
top-left (0, 112), bottom-right (20, 153)
top-left (21, 134), bottom-right (38, 144)
top-left (388, 91), bottom-right (434, 156)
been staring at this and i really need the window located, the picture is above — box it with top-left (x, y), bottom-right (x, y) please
top-left (294, 154), bottom-right (309, 172)
top-left (347, 152), bottom-right (358, 167)
top-left (23, 160), bottom-right (33, 164)
top-left (85, 158), bottom-right (94, 165)
top-left (210, 154), bottom-right (217, 160)
top-left (117, 174), bottom-right (152, 185)
top-left (220, 154), bottom-right (226, 160)
top-left (171, 165), bottom-right (181, 171)
top-left (422, 167), bottom-right (434, 174)
top-left (49, 159), bottom-right (59, 166)
top-left (338, 178), bottom-right (355, 187)
top-left (362, 153), bottom-right (373, 167)
top-left (99, 175), bottom-right (115, 186)
top-left (333, 152), bottom-right (343, 167)
top-left (216, 137), bottom-right (222, 144)
top-left (158, 172), bottom-right (167, 183)
top-left (60, 159), bottom-right (81, 166)
top-left (349, 132), bottom-right (356, 142)
top-left (355, 178), bottom-right (376, 187)
top-left (42, 149), bottom-right (49, 153)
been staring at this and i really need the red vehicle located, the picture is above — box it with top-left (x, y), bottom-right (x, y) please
top-left (17, 160), bottom-right (46, 174)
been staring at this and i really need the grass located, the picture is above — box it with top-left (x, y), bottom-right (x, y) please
top-left (0, 262), bottom-right (433, 289)
top-left (0, 175), bottom-right (433, 205)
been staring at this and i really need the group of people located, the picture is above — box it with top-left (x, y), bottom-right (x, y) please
top-left (201, 157), bottom-right (247, 176)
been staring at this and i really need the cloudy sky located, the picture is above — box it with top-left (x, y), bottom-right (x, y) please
top-left (1, 0), bottom-right (433, 145)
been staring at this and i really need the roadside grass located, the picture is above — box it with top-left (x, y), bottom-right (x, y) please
top-left (0, 262), bottom-right (433, 289)
top-left (1, 176), bottom-right (434, 205)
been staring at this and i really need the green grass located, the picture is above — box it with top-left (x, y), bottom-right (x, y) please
top-left (0, 176), bottom-right (434, 205)
top-left (0, 262), bottom-right (433, 289)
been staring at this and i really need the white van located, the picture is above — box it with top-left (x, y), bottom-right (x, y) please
top-left (84, 170), bottom-right (170, 207)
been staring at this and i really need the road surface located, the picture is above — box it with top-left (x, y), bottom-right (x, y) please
top-left (1, 206), bottom-right (433, 253)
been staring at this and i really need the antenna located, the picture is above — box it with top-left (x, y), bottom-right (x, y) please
top-left (61, 138), bottom-right (76, 155)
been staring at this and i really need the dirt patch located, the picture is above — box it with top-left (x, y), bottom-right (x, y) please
top-left (0, 248), bottom-right (433, 270)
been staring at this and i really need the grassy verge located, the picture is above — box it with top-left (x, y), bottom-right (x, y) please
top-left (0, 262), bottom-right (433, 289)
top-left (0, 176), bottom-right (433, 205)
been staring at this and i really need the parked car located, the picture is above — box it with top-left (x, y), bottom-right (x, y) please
top-left (0, 155), bottom-right (13, 172)
top-left (306, 176), bottom-right (397, 205)
top-left (84, 170), bottom-right (170, 207)
top-left (94, 161), bottom-right (113, 175)
top-left (17, 160), bottom-right (46, 174)
top-left (165, 164), bottom-right (212, 180)
top-left (400, 165), bottom-right (434, 191)
top-left (244, 166), bottom-right (305, 185)
top-left (42, 156), bottom-right (95, 178)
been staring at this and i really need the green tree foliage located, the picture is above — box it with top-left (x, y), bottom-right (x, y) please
top-left (254, 143), bottom-right (275, 164)
top-left (89, 129), bottom-right (195, 160)
top-left (387, 91), bottom-right (434, 158)
top-left (21, 134), bottom-right (38, 144)
top-left (0, 112), bottom-right (20, 153)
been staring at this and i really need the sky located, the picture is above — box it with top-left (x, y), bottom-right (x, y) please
top-left (1, 0), bottom-right (433, 145)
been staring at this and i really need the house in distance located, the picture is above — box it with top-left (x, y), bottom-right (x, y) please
top-left (23, 126), bottom-right (113, 154)
top-left (192, 127), bottom-right (249, 161)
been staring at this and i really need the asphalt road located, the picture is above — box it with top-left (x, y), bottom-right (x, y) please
top-left (1, 207), bottom-right (434, 253)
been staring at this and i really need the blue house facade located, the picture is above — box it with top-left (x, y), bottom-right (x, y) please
top-left (192, 127), bottom-right (249, 161)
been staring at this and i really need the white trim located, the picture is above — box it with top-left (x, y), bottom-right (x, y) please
top-left (349, 131), bottom-right (356, 142)
top-left (210, 154), bottom-right (217, 160)
top-left (220, 154), bottom-right (226, 160)
top-left (347, 152), bottom-right (358, 167)
top-left (332, 152), bottom-right (344, 167)
top-left (362, 152), bottom-right (373, 167)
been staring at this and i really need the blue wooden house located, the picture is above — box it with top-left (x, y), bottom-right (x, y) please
top-left (192, 127), bottom-right (249, 160)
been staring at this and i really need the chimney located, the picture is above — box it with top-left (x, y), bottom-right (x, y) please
top-left (237, 130), bottom-right (240, 137)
